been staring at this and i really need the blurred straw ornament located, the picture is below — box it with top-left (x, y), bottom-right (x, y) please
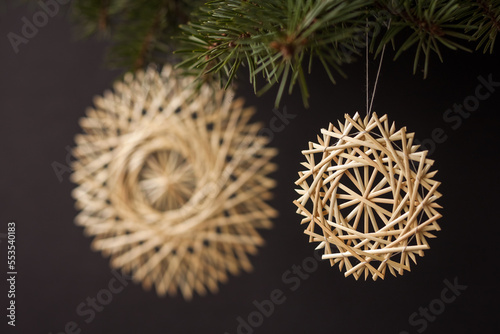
top-left (294, 112), bottom-right (442, 280)
top-left (71, 65), bottom-right (277, 299)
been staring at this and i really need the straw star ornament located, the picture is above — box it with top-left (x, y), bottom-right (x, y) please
top-left (294, 112), bottom-right (442, 280)
top-left (71, 66), bottom-right (277, 299)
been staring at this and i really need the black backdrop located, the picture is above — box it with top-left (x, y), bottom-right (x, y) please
top-left (1, 3), bottom-right (499, 334)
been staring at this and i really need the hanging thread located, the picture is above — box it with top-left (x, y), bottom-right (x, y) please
top-left (365, 19), bottom-right (390, 116)
top-left (365, 19), bottom-right (370, 116)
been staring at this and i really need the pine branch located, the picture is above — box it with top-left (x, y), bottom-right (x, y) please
top-left (177, 0), bottom-right (498, 107)
top-left (470, 0), bottom-right (500, 53)
top-left (372, 0), bottom-right (475, 77)
top-left (71, 0), bottom-right (200, 70)
top-left (98, 0), bottom-right (110, 31)
top-left (176, 0), bottom-right (369, 107)
top-left (71, 0), bottom-right (114, 38)
top-left (12, 0), bottom-right (498, 107)
top-left (132, 7), bottom-right (163, 69)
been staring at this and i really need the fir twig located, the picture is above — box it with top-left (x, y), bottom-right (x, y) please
top-left (13, 0), bottom-right (498, 107)
top-left (471, 0), bottom-right (500, 53)
top-left (176, 0), bottom-right (369, 107)
top-left (177, 0), bottom-right (498, 106)
top-left (71, 0), bottom-right (200, 70)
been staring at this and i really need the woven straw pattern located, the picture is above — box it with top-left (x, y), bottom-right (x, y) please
top-left (294, 112), bottom-right (442, 280)
top-left (71, 66), bottom-right (277, 299)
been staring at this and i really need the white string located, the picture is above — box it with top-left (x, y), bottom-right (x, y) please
top-left (366, 19), bottom-right (391, 116)
top-left (365, 19), bottom-right (369, 116)
top-left (368, 43), bottom-right (387, 115)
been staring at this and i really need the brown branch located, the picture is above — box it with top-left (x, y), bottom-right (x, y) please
top-left (134, 10), bottom-right (162, 70)
top-left (98, 0), bottom-right (110, 31)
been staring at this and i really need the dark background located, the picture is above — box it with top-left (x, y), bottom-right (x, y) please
top-left (1, 2), bottom-right (499, 334)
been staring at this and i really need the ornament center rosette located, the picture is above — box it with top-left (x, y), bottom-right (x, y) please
top-left (294, 112), bottom-right (442, 280)
top-left (107, 119), bottom-right (216, 234)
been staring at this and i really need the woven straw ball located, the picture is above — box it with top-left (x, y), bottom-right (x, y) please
top-left (294, 112), bottom-right (442, 280)
top-left (71, 65), bottom-right (277, 299)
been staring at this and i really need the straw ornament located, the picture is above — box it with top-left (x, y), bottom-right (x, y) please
top-left (71, 65), bottom-right (277, 299)
top-left (294, 112), bottom-right (442, 280)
